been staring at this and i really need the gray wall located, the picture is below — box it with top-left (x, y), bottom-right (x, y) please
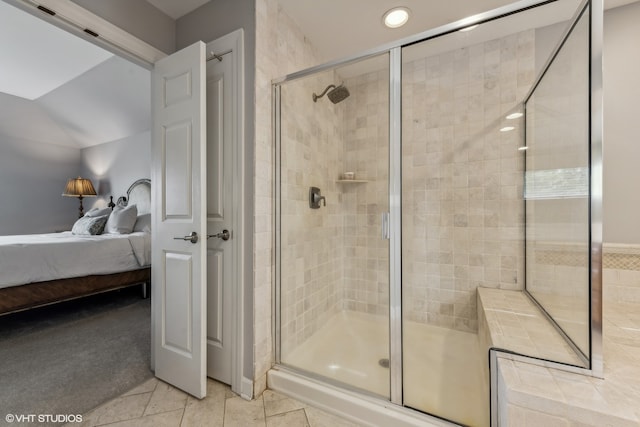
top-left (0, 92), bottom-right (82, 234)
top-left (0, 135), bottom-right (81, 234)
top-left (70, 0), bottom-right (175, 54)
top-left (80, 131), bottom-right (151, 211)
top-left (0, 125), bottom-right (150, 235)
top-left (603, 1), bottom-right (640, 244)
top-left (176, 0), bottom-right (256, 386)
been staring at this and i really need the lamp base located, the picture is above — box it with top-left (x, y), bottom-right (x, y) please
top-left (78, 195), bottom-right (84, 218)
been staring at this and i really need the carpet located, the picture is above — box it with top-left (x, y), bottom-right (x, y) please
top-left (0, 286), bottom-right (152, 426)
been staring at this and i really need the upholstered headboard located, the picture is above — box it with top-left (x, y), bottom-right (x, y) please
top-left (125, 179), bottom-right (151, 214)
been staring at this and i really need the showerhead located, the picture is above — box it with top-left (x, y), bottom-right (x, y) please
top-left (312, 83), bottom-right (350, 104)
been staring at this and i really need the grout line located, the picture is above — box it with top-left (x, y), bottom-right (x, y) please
top-left (261, 394), bottom-right (267, 426)
top-left (303, 407), bottom-right (312, 427)
top-left (141, 383), bottom-right (155, 417)
top-left (141, 391), bottom-right (154, 419)
top-left (222, 391), bottom-right (228, 426)
top-left (180, 382), bottom-right (195, 426)
top-left (178, 406), bottom-right (186, 427)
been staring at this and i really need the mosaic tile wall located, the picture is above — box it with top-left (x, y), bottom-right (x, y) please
top-left (401, 31), bottom-right (536, 333)
top-left (604, 244), bottom-right (640, 304)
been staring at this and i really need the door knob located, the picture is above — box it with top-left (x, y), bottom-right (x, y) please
top-left (173, 231), bottom-right (199, 244)
top-left (207, 229), bottom-right (230, 241)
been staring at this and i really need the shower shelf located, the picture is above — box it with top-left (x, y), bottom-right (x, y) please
top-left (336, 180), bottom-right (369, 183)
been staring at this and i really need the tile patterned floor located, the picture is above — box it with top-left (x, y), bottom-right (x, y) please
top-left (69, 377), bottom-right (363, 427)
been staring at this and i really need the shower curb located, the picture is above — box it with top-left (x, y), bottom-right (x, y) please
top-left (267, 368), bottom-right (458, 427)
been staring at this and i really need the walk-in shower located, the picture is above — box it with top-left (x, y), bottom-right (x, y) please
top-left (273, 0), bottom-right (601, 425)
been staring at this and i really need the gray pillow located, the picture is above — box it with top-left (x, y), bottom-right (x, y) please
top-left (104, 204), bottom-right (138, 234)
top-left (133, 213), bottom-right (151, 233)
top-left (72, 215), bottom-right (109, 235)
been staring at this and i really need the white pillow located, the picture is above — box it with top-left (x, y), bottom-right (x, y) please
top-left (133, 213), bottom-right (151, 233)
top-left (104, 204), bottom-right (138, 234)
top-left (85, 207), bottom-right (112, 218)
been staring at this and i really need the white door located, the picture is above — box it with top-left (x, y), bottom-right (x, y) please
top-left (151, 41), bottom-right (207, 399)
top-left (205, 41), bottom-right (235, 384)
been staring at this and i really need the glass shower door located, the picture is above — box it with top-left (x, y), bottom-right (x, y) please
top-left (399, 1), bottom-right (587, 425)
top-left (276, 53), bottom-right (391, 398)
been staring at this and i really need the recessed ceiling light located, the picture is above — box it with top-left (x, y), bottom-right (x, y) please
top-left (459, 24), bottom-right (479, 32)
top-left (383, 7), bottom-right (410, 28)
top-left (506, 112), bottom-right (523, 120)
top-left (518, 146), bottom-right (529, 151)
top-left (500, 126), bottom-right (515, 132)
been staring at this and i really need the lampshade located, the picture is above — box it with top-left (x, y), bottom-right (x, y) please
top-left (63, 177), bottom-right (97, 197)
top-left (63, 177), bottom-right (97, 218)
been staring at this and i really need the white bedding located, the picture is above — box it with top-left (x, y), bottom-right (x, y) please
top-left (0, 231), bottom-right (151, 289)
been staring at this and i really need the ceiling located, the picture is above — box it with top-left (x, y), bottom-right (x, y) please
top-left (0, 54), bottom-right (150, 149)
top-left (277, 0), bottom-right (640, 62)
top-left (145, 0), bottom-right (210, 19)
top-left (278, 0), bottom-right (519, 61)
top-left (138, 0), bottom-right (640, 63)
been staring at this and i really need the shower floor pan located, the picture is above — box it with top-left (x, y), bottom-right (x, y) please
top-left (282, 311), bottom-right (489, 427)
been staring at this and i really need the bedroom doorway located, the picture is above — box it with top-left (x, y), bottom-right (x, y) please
top-left (151, 30), bottom-right (245, 399)
top-left (2, 0), bottom-right (248, 403)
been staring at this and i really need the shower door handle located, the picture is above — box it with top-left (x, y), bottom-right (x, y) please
top-left (381, 212), bottom-right (390, 240)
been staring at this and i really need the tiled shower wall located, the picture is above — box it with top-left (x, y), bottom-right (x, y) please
top-left (279, 71), bottom-right (346, 357)
top-left (341, 68), bottom-right (390, 316)
top-left (278, 62), bottom-right (392, 357)
top-left (279, 64), bottom-right (392, 352)
top-left (401, 30), bottom-right (536, 333)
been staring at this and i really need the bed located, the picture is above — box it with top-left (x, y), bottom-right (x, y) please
top-left (0, 179), bottom-right (152, 315)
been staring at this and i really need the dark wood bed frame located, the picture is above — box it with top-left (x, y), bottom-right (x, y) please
top-left (0, 179), bottom-right (152, 316)
top-left (0, 268), bottom-right (151, 315)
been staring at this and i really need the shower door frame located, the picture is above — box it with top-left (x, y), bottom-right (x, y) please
top-left (272, 0), bottom-right (603, 420)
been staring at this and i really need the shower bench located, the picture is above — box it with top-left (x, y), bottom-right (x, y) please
top-left (477, 287), bottom-right (640, 426)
